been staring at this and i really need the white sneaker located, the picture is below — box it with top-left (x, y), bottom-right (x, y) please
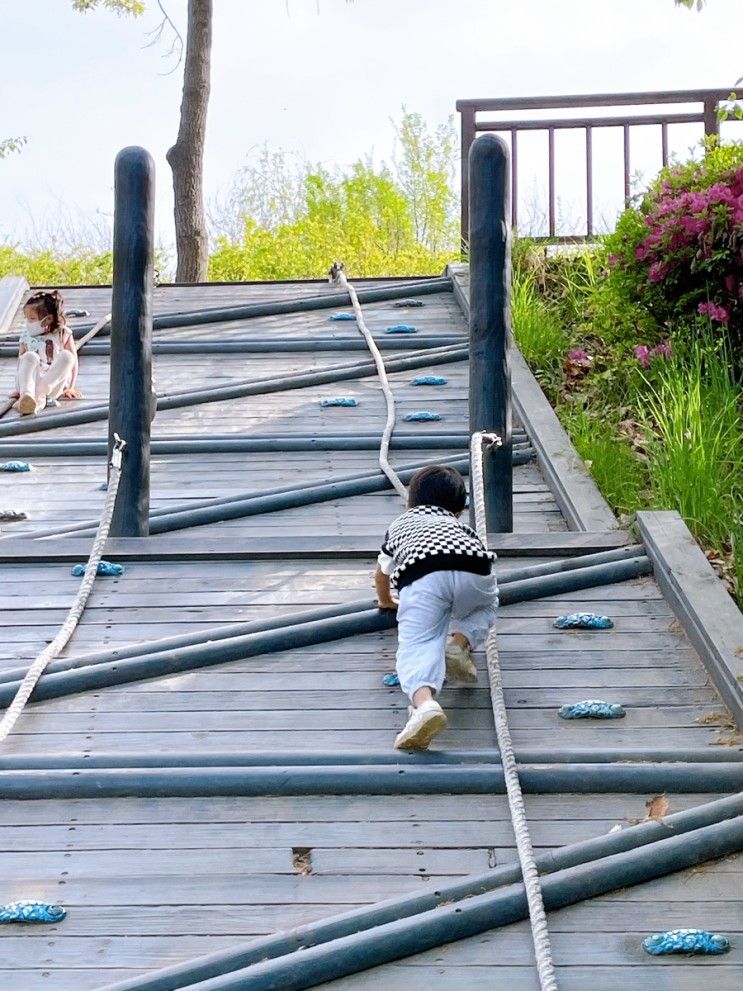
top-left (445, 639), bottom-right (478, 683)
top-left (394, 699), bottom-right (448, 750)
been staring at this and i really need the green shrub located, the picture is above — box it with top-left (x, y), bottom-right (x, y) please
top-left (606, 140), bottom-right (743, 359)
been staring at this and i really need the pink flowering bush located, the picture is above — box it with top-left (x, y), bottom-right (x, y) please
top-left (606, 140), bottom-right (743, 359)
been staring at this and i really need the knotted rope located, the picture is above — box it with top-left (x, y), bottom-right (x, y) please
top-left (470, 430), bottom-right (559, 991)
top-left (329, 263), bottom-right (407, 503)
top-left (0, 435), bottom-right (127, 744)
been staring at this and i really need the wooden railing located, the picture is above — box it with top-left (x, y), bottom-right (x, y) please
top-left (457, 89), bottom-right (735, 245)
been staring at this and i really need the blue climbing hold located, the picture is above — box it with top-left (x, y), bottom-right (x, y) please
top-left (328, 313), bottom-right (356, 321)
top-left (404, 411), bottom-right (441, 422)
top-left (71, 561), bottom-right (125, 577)
top-left (0, 461), bottom-right (31, 473)
top-left (45, 397), bottom-right (60, 408)
top-left (553, 612), bottom-right (614, 630)
top-left (410, 375), bottom-right (447, 386)
top-left (385, 324), bottom-right (417, 334)
top-left (320, 397), bottom-right (358, 408)
top-left (559, 700), bottom-right (626, 720)
top-left (382, 672), bottom-right (400, 687)
top-left (0, 901), bottom-right (66, 924)
top-left (392, 299), bottom-right (424, 307)
top-left (643, 929), bottom-right (730, 956)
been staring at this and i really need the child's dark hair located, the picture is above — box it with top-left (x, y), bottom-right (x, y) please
top-left (25, 290), bottom-right (65, 333)
top-left (407, 464), bottom-right (467, 514)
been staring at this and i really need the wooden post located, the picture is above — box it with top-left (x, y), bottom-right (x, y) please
top-left (459, 106), bottom-right (476, 256)
top-left (468, 133), bottom-right (513, 532)
top-left (108, 146), bottom-right (155, 537)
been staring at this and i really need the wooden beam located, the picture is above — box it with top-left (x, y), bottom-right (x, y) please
top-left (638, 510), bottom-right (743, 731)
top-left (0, 531), bottom-right (632, 563)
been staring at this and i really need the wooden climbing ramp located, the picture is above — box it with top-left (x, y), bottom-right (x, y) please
top-left (0, 267), bottom-right (741, 990)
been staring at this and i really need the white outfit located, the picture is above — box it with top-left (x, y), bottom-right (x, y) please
top-left (16, 327), bottom-right (75, 406)
top-left (395, 569), bottom-right (498, 701)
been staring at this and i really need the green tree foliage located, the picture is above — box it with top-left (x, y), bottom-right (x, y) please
top-left (0, 137), bottom-right (27, 160)
top-left (71, 1), bottom-right (144, 15)
top-left (208, 112), bottom-right (459, 280)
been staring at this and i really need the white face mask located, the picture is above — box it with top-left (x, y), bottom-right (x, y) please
top-left (25, 320), bottom-right (47, 337)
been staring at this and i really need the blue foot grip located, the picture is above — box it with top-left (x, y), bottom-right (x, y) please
top-left (404, 411), bottom-right (441, 422)
top-left (410, 375), bottom-right (447, 386)
top-left (382, 672), bottom-right (400, 687)
top-left (559, 700), bottom-right (626, 720)
top-left (320, 397), bottom-right (358, 408)
top-left (392, 299), bottom-right (424, 307)
top-left (554, 612), bottom-right (614, 630)
top-left (385, 324), bottom-right (417, 334)
top-left (71, 561), bottom-right (125, 577)
top-left (643, 929), bottom-right (731, 955)
top-left (0, 901), bottom-right (66, 924)
top-left (0, 461), bottom-right (31, 472)
top-left (328, 313), bottom-right (355, 321)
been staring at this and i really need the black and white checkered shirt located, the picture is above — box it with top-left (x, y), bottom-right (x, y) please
top-left (378, 505), bottom-right (496, 592)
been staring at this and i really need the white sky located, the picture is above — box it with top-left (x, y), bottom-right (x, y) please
top-left (1, 0), bottom-right (742, 249)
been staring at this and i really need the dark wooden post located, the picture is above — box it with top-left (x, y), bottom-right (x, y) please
top-left (458, 104), bottom-right (476, 256)
top-left (468, 133), bottom-right (513, 533)
top-left (108, 146), bottom-right (155, 537)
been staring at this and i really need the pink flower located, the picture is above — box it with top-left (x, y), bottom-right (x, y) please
top-left (698, 301), bottom-right (730, 323)
top-left (568, 349), bottom-right (589, 362)
top-left (649, 341), bottom-right (672, 360)
top-left (634, 344), bottom-right (651, 368)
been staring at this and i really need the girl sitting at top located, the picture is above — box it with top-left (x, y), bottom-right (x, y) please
top-left (12, 290), bottom-right (80, 415)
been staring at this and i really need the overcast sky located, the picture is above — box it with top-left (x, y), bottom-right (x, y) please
top-left (2, 0), bottom-right (742, 249)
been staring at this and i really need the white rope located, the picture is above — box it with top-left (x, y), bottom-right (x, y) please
top-left (329, 263), bottom-right (407, 503)
top-left (471, 430), bottom-right (559, 991)
top-left (0, 435), bottom-right (127, 745)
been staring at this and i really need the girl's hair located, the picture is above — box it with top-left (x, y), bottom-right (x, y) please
top-left (24, 290), bottom-right (66, 333)
top-left (407, 464), bottom-right (467, 514)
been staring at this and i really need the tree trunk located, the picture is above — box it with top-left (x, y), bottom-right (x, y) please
top-left (166, 0), bottom-right (212, 283)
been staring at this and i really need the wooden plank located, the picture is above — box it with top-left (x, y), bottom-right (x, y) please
top-left (638, 510), bottom-right (743, 731)
top-left (0, 275), bottom-right (28, 337)
top-left (0, 532), bottom-right (631, 562)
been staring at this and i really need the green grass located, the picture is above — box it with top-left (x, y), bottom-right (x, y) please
top-left (560, 405), bottom-right (649, 517)
top-left (511, 270), bottom-right (568, 399)
top-left (640, 333), bottom-right (742, 555)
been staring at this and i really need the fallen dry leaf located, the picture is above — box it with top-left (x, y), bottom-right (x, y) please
top-left (625, 793), bottom-right (670, 825)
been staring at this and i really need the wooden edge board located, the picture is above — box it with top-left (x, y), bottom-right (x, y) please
top-left (446, 262), bottom-right (619, 532)
top-left (0, 531), bottom-right (632, 563)
top-left (637, 510), bottom-right (743, 731)
top-left (0, 275), bottom-right (29, 338)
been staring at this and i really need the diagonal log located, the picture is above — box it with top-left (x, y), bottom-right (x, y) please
top-left (93, 799), bottom-right (743, 991)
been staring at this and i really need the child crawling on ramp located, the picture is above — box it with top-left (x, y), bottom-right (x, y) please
top-left (375, 464), bottom-right (498, 751)
top-left (11, 290), bottom-right (80, 415)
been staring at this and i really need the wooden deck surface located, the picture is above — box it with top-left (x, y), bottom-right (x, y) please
top-left (0, 278), bottom-right (740, 990)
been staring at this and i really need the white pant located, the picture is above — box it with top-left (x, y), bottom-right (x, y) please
top-left (396, 569), bottom-right (498, 701)
top-left (17, 350), bottom-right (75, 402)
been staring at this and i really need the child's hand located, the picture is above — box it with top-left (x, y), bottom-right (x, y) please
top-left (61, 387), bottom-right (82, 400)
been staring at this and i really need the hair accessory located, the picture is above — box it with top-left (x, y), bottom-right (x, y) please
top-left (71, 561), bottom-right (125, 577)
top-left (320, 397), bottom-right (358, 408)
top-left (643, 929), bottom-right (730, 955)
top-left (559, 700), bottom-right (626, 720)
top-left (404, 411), bottom-right (441, 422)
top-left (0, 901), bottom-right (66, 924)
top-left (553, 612), bottom-right (613, 630)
